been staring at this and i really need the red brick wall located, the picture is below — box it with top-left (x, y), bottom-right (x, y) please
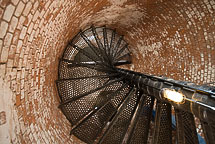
top-left (0, 0), bottom-right (214, 143)
top-left (126, 0), bottom-right (215, 85)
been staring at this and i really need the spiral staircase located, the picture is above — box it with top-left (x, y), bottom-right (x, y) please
top-left (56, 26), bottom-right (215, 144)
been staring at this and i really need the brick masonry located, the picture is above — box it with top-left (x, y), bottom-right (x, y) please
top-left (0, 0), bottom-right (214, 143)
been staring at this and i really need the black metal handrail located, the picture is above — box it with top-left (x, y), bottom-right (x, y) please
top-left (116, 68), bottom-right (215, 124)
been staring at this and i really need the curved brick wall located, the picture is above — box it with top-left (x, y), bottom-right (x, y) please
top-left (0, 0), bottom-right (214, 143)
top-left (127, 0), bottom-right (215, 85)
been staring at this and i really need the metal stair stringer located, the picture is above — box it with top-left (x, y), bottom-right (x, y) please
top-left (56, 26), bottom-right (215, 144)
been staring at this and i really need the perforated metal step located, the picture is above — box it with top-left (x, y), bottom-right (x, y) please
top-left (56, 26), bottom-right (215, 144)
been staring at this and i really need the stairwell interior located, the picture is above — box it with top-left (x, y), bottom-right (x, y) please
top-left (0, 0), bottom-right (215, 143)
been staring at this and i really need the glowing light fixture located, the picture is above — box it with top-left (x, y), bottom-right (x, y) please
top-left (162, 88), bottom-right (184, 103)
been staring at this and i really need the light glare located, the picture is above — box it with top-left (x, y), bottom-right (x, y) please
top-left (163, 89), bottom-right (184, 103)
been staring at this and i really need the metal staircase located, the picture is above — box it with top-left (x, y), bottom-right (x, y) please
top-left (56, 26), bottom-right (215, 144)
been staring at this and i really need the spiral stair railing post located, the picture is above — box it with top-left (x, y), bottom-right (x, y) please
top-left (56, 25), bottom-right (215, 144)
